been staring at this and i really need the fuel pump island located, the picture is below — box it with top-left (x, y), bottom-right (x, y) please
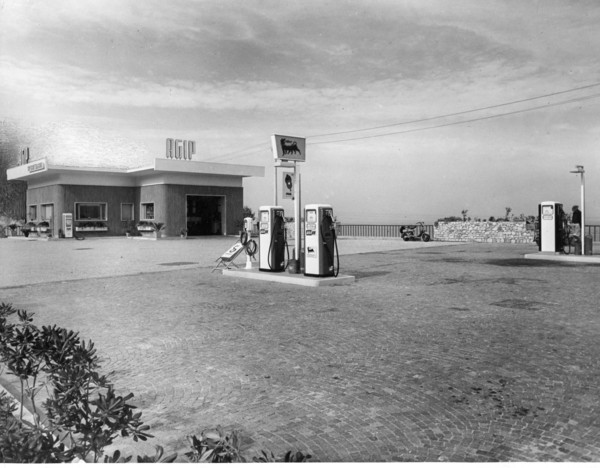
top-left (220, 134), bottom-right (355, 286)
top-left (524, 199), bottom-right (600, 264)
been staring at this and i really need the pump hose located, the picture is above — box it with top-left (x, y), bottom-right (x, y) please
top-left (245, 239), bottom-right (257, 258)
top-left (322, 224), bottom-right (340, 277)
top-left (284, 236), bottom-right (291, 269)
top-left (332, 228), bottom-right (340, 277)
top-left (239, 230), bottom-right (257, 259)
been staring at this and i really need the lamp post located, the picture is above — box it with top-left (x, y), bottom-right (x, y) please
top-left (570, 165), bottom-right (585, 254)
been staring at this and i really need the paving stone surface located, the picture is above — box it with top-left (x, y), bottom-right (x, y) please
top-left (2, 238), bottom-right (600, 462)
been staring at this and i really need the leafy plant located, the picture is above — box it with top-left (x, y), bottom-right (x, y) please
top-left (21, 221), bottom-right (36, 237)
top-left (1, 303), bottom-right (311, 463)
top-left (136, 445), bottom-right (178, 463)
top-left (185, 426), bottom-right (246, 463)
top-left (136, 221), bottom-right (165, 232)
top-left (242, 206), bottom-right (255, 220)
top-left (0, 303), bottom-right (156, 463)
top-left (185, 426), bottom-right (311, 463)
top-left (253, 449), bottom-right (312, 463)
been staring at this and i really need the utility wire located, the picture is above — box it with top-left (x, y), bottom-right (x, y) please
top-left (202, 142), bottom-right (267, 162)
top-left (307, 81), bottom-right (600, 139)
top-left (307, 91), bottom-right (600, 145)
top-left (205, 81), bottom-right (600, 160)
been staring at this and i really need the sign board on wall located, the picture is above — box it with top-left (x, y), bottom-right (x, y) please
top-left (282, 171), bottom-right (294, 199)
top-left (271, 134), bottom-right (306, 162)
top-left (27, 160), bottom-right (46, 174)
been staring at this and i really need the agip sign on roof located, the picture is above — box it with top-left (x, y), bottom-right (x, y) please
top-left (166, 138), bottom-right (196, 160)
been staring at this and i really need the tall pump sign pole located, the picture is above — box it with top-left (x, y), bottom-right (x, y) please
top-left (271, 134), bottom-right (306, 271)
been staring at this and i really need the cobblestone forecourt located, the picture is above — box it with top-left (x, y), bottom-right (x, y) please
top-left (2, 242), bottom-right (600, 462)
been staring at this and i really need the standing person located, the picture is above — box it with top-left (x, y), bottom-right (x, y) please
top-left (572, 205), bottom-right (582, 226)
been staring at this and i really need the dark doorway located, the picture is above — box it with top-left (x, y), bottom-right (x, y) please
top-left (186, 195), bottom-right (224, 236)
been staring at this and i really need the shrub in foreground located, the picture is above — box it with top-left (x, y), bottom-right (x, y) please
top-left (0, 303), bottom-right (310, 463)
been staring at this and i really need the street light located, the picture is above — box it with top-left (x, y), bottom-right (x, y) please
top-left (570, 165), bottom-right (585, 255)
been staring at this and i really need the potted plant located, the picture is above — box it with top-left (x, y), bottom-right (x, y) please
top-left (151, 222), bottom-right (166, 239)
top-left (136, 221), bottom-right (165, 239)
top-left (37, 221), bottom-right (50, 233)
top-left (124, 220), bottom-right (137, 237)
top-left (75, 221), bottom-right (107, 232)
top-left (22, 221), bottom-right (37, 237)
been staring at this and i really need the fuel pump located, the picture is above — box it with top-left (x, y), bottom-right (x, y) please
top-left (259, 206), bottom-right (286, 272)
top-left (538, 201), bottom-right (567, 252)
top-left (304, 204), bottom-right (339, 277)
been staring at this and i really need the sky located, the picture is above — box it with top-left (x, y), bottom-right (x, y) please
top-left (2, 0), bottom-right (600, 223)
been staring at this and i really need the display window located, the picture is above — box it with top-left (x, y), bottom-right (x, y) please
top-left (41, 204), bottom-right (54, 221)
top-left (28, 205), bottom-right (37, 221)
top-left (141, 202), bottom-right (154, 220)
top-left (75, 202), bottom-right (107, 221)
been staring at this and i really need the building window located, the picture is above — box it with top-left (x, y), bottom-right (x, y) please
top-left (141, 203), bottom-right (154, 220)
top-left (41, 204), bottom-right (54, 221)
top-left (28, 205), bottom-right (37, 221)
top-left (75, 202), bottom-right (107, 221)
top-left (121, 203), bottom-right (134, 221)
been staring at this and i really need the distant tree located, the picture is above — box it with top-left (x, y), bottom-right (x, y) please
top-left (0, 122), bottom-right (27, 219)
top-left (435, 216), bottom-right (462, 223)
top-left (242, 206), bottom-right (255, 220)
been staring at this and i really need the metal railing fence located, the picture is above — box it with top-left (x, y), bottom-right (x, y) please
top-left (336, 224), bottom-right (434, 238)
top-left (336, 224), bottom-right (600, 241)
top-left (3, 223), bottom-right (600, 241)
top-left (587, 225), bottom-right (600, 242)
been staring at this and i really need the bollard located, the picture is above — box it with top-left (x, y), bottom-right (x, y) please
top-left (574, 238), bottom-right (582, 255)
top-left (584, 235), bottom-right (593, 255)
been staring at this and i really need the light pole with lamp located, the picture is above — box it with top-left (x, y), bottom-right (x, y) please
top-left (570, 165), bottom-right (585, 255)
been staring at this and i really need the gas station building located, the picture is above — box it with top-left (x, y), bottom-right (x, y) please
top-left (7, 156), bottom-right (264, 238)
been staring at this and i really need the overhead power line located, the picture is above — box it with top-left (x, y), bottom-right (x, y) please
top-left (307, 91), bottom-right (600, 145)
top-left (206, 81), bottom-right (600, 160)
top-left (306, 81), bottom-right (600, 139)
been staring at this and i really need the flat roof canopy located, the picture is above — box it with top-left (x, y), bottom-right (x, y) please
top-left (7, 158), bottom-right (264, 183)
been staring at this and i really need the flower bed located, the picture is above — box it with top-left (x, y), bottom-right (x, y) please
top-left (75, 227), bottom-right (108, 232)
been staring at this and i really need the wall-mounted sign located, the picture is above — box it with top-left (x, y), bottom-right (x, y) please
top-left (27, 161), bottom-right (46, 173)
top-left (166, 138), bottom-right (196, 160)
top-left (282, 171), bottom-right (294, 199)
top-left (271, 134), bottom-right (306, 162)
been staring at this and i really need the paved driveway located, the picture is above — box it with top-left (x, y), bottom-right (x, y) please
top-left (2, 237), bottom-right (600, 462)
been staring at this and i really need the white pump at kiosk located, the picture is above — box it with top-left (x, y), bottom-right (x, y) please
top-left (304, 204), bottom-right (339, 277)
top-left (62, 213), bottom-right (73, 238)
top-left (259, 206), bottom-right (287, 272)
top-left (538, 201), bottom-right (567, 253)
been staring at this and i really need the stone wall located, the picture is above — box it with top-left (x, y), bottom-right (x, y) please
top-left (434, 221), bottom-right (535, 243)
